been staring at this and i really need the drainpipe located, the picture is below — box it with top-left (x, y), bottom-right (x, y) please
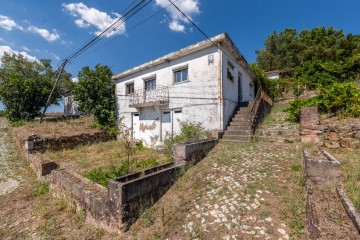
top-left (218, 44), bottom-right (223, 131)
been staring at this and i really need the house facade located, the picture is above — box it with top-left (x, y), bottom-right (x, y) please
top-left (113, 33), bottom-right (255, 147)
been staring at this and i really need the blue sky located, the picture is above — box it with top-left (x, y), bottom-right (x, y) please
top-left (0, 0), bottom-right (359, 112)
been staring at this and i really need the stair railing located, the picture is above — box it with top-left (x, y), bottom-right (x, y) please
top-left (250, 86), bottom-right (273, 134)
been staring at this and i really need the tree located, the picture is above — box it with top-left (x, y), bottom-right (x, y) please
top-left (73, 64), bottom-right (115, 128)
top-left (256, 27), bottom-right (360, 71)
top-left (0, 53), bottom-right (72, 121)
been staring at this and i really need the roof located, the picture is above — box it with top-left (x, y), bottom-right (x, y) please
top-left (112, 32), bottom-right (255, 80)
top-left (265, 69), bottom-right (282, 74)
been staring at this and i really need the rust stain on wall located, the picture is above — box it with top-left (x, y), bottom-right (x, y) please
top-left (150, 135), bottom-right (159, 148)
top-left (140, 121), bottom-right (157, 133)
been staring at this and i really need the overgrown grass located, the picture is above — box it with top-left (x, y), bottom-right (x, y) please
top-left (39, 140), bottom-right (169, 175)
top-left (331, 148), bottom-right (360, 209)
top-left (32, 181), bottom-right (49, 196)
top-left (84, 157), bottom-right (162, 187)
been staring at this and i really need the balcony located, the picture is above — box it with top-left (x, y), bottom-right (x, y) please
top-left (129, 85), bottom-right (169, 108)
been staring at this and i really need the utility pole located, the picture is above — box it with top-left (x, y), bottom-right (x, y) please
top-left (40, 59), bottom-right (68, 123)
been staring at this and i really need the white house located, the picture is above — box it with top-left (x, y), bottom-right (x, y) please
top-left (265, 70), bottom-right (281, 80)
top-left (113, 33), bottom-right (255, 147)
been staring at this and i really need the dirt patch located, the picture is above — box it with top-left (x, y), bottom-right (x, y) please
top-left (0, 118), bottom-right (21, 196)
top-left (306, 181), bottom-right (358, 238)
top-left (11, 116), bottom-right (101, 141)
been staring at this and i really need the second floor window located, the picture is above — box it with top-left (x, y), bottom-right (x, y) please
top-left (145, 78), bottom-right (156, 91)
top-left (174, 68), bottom-right (188, 83)
top-left (126, 83), bottom-right (134, 95)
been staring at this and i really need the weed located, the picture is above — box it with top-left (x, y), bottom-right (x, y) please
top-left (285, 139), bottom-right (294, 143)
top-left (32, 181), bottom-right (49, 197)
top-left (10, 121), bottom-right (25, 127)
top-left (291, 163), bottom-right (302, 172)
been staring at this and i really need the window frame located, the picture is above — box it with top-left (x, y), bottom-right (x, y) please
top-left (125, 82), bottom-right (134, 95)
top-left (144, 78), bottom-right (156, 91)
top-left (173, 66), bottom-right (189, 84)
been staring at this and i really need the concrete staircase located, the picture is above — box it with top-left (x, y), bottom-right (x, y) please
top-left (222, 102), bottom-right (253, 142)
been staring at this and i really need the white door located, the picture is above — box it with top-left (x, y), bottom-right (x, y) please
top-left (173, 109), bottom-right (183, 135)
top-left (162, 110), bottom-right (172, 140)
top-left (132, 113), bottom-right (140, 139)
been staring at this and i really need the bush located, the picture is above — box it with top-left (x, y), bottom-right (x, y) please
top-left (0, 110), bottom-right (5, 117)
top-left (164, 120), bottom-right (210, 156)
top-left (285, 82), bottom-right (360, 121)
top-left (33, 181), bottom-right (49, 196)
top-left (84, 158), bottom-right (160, 187)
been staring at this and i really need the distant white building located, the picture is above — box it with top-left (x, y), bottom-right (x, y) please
top-left (113, 33), bottom-right (255, 147)
top-left (63, 91), bottom-right (81, 117)
top-left (265, 69), bottom-right (281, 80)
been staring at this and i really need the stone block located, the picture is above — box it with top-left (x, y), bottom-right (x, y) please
top-left (328, 132), bottom-right (339, 141)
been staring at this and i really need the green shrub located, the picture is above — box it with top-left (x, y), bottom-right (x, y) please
top-left (84, 158), bottom-right (160, 187)
top-left (285, 82), bottom-right (360, 121)
top-left (164, 120), bottom-right (209, 156)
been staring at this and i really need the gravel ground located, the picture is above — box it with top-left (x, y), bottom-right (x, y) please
top-left (0, 118), bottom-right (20, 196)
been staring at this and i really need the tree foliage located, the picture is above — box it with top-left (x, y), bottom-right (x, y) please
top-left (286, 82), bottom-right (360, 121)
top-left (73, 64), bottom-right (115, 128)
top-left (0, 53), bottom-right (72, 121)
top-left (256, 27), bottom-right (360, 71)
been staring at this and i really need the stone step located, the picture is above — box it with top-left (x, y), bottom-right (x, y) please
top-left (227, 125), bottom-right (251, 131)
top-left (255, 136), bottom-right (300, 143)
top-left (224, 130), bottom-right (251, 135)
top-left (222, 135), bottom-right (252, 141)
top-left (232, 116), bottom-right (251, 122)
top-left (230, 121), bottom-right (252, 127)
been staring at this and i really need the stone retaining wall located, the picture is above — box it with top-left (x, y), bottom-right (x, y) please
top-left (25, 132), bottom-right (114, 153)
top-left (300, 106), bottom-right (360, 148)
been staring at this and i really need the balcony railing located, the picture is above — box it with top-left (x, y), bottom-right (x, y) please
top-left (129, 85), bottom-right (169, 108)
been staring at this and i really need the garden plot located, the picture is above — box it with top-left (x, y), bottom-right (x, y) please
top-left (36, 140), bottom-right (170, 186)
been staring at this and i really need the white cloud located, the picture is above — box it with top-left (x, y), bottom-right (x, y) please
top-left (0, 15), bottom-right (23, 31)
top-left (27, 26), bottom-right (60, 42)
top-left (169, 20), bottom-right (185, 32)
top-left (155, 0), bottom-right (200, 32)
top-left (72, 77), bottom-right (78, 83)
top-left (22, 46), bottom-right (30, 52)
top-left (62, 3), bottom-right (126, 37)
top-left (0, 45), bottom-right (38, 62)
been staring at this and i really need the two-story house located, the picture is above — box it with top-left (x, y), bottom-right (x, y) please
top-left (113, 33), bottom-right (255, 147)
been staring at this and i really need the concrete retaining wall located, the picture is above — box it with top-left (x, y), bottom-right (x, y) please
top-left (303, 149), bottom-right (340, 184)
top-left (172, 139), bottom-right (218, 164)
top-left (108, 162), bottom-right (185, 229)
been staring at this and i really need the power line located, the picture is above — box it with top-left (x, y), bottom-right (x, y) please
top-left (71, 0), bottom-right (181, 63)
top-left (167, 0), bottom-right (219, 50)
top-left (67, 0), bottom-right (153, 62)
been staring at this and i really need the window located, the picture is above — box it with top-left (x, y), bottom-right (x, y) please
top-left (126, 83), bottom-right (134, 95)
top-left (174, 68), bottom-right (188, 83)
top-left (227, 68), bottom-right (234, 81)
top-left (145, 78), bottom-right (156, 91)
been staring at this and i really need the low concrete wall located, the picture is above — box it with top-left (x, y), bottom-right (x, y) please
top-left (51, 162), bottom-right (185, 232)
top-left (303, 149), bottom-right (340, 184)
top-left (337, 187), bottom-right (360, 234)
top-left (26, 132), bottom-right (114, 153)
top-left (108, 162), bottom-right (185, 230)
top-left (51, 169), bottom-right (119, 231)
top-left (172, 139), bottom-right (218, 164)
top-left (305, 185), bottom-right (322, 239)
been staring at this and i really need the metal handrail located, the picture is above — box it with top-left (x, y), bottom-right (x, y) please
top-left (129, 85), bottom-right (169, 106)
